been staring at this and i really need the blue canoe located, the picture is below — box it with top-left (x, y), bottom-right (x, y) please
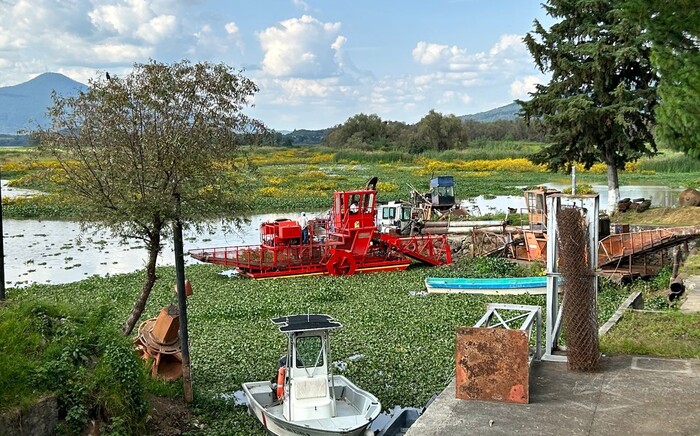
top-left (425, 276), bottom-right (547, 295)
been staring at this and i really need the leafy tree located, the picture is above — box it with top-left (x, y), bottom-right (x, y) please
top-left (324, 113), bottom-right (388, 149)
top-left (322, 110), bottom-right (542, 152)
top-left (278, 128), bottom-right (331, 146)
top-left (37, 60), bottom-right (265, 334)
top-left (519, 0), bottom-right (657, 213)
top-left (414, 110), bottom-right (468, 153)
top-left (625, 0), bottom-right (700, 155)
top-left (384, 120), bottom-right (410, 148)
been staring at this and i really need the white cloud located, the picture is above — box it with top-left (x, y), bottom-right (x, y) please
top-left (509, 75), bottom-right (543, 98)
top-left (331, 35), bottom-right (346, 51)
top-left (225, 22), bottom-right (240, 37)
top-left (276, 78), bottom-right (335, 100)
top-left (412, 34), bottom-right (529, 75)
top-left (413, 42), bottom-right (448, 65)
top-left (292, 0), bottom-right (310, 11)
top-left (194, 24), bottom-right (213, 40)
top-left (0, 0), bottom-right (239, 86)
top-left (89, 0), bottom-right (153, 36)
top-left (224, 21), bottom-right (244, 51)
top-left (387, 33), bottom-right (544, 120)
top-left (0, 2), bottom-right (547, 130)
top-left (257, 15), bottom-right (345, 78)
top-left (489, 34), bottom-right (526, 56)
top-left (135, 15), bottom-right (177, 44)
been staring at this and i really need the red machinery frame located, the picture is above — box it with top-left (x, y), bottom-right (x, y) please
top-left (189, 181), bottom-right (451, 278)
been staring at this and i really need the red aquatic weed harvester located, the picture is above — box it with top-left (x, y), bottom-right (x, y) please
top-left (189, 177), bottom-right (451, 278)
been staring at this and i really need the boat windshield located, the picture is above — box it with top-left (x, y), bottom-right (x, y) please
top-left (295, 335), bottom-right (324, 368)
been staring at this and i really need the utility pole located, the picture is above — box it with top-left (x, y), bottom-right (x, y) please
top-left (173, 193), bottom-right (193, 402)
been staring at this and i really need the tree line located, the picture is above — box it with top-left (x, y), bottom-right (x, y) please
top-left (272, 110), bottom-right (545, 151)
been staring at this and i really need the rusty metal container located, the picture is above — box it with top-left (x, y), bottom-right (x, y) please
top-left (151, 306), bottom-right (180, 344)
top-left (134, 304), bottom-right (183, 380)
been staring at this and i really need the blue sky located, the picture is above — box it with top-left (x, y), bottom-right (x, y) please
top-left (0, 0), bottom-right (552, 130)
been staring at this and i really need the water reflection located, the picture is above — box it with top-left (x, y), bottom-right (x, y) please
top-left (4, 212), bottom-right (311, 288)
top-left (1, 180), bottom-right (44, 198)
top-left (462, 184), bottom-right (683, 215)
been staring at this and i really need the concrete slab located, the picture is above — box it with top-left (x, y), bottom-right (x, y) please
top-left (406, 355), bottom-right (700, 436)
top-left (680, 275), bottom-right (700, 313)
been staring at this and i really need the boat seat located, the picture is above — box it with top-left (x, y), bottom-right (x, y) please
top-left (294, 376), bottom-right (328, 400)
top-left (290, 377), bottom-right (332, 421)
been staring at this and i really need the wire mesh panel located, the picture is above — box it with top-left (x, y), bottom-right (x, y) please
top-left (557, 207), bottom-right (600, 371)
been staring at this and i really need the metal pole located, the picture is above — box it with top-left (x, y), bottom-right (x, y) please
top-left (571, 167), bottom-right (577, 195)
top-left (173, 193), bottom-right (193, 403)
top-left (0, 175), bottom-right (5, 301)
top-left (544, 195), bottom-right (566, 362)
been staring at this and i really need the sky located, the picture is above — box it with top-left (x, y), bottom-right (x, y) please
top-left (0, 0), bottom-right (553, 131)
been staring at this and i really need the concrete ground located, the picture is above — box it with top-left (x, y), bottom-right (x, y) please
top-left (681, 274), bottom-right (700, 313)
top-left (406, 355), bottom-right (700, 436)
top-left (407, 278), bottom-right (700, 436)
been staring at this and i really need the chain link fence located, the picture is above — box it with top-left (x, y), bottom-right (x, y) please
top-left (557, 207), bottom-right (600, 371)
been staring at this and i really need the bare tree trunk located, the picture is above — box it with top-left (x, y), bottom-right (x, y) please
top-left (122, 230), bottom-right (162, 335)
top-left (606, 162), bottom-right (620, 216)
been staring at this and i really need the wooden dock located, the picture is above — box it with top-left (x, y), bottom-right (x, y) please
top-left (598, 226), bottom-right (700, 267)
top-left (472, 226), bottom-right (700, 281)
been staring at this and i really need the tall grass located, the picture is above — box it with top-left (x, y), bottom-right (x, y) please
top-left (331, 141), bottom-right (543, 164)
top-left (600, 311), bottom-right (700, 358)
top-left (333, 149), bottom-right (415, 164)
top-left (637, 152), bottom-right (700, 173)
top-left (418, 141), bottom-right (542, 161)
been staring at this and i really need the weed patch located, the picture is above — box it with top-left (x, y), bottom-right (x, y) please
top-left (601, 311), bottom-right (700, 358)
top-left (0, 300), bottom-right (148, 433)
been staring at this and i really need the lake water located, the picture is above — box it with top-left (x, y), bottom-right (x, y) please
top-left (1, 182), bottom-right (684, 287)
top-left (3, 213), bottom-right (306, 288)
top-left (1, 179), bottom-right (44, 198)
top-left (461, 184), bottom-right (683, 216)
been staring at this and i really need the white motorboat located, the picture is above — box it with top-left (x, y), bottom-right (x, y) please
top-left (242, 314), bottom-right (381, 436)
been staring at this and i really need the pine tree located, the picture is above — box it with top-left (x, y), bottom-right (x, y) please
top-left (626, 0), bottom-right (700, 156)
top-left (519, 0), bottom-right (657, 213)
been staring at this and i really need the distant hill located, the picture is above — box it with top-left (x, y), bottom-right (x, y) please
top-left (283, 128), bottom-right (330, 145)
top-left (460, 102), bottom-right (521, 122)
top-left (0, 73), bottom-right (524, 141)
top-left (0, 134), bottom-right (32, 146)
top-left (0, 73), bottom-right (86, 135)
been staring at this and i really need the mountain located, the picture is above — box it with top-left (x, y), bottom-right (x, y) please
top-left (460, 102), bottom-right (521, 122)
top-left (0, 73), bottom-right (87, 134)
top-left (0, 73), bottom-right (523, 137)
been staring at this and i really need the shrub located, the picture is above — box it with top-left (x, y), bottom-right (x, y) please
top-left (0, 300), bottom-right (148, 434)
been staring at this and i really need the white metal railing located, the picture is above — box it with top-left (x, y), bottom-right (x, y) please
top-left (473, 303), bottom-right (542, 363)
